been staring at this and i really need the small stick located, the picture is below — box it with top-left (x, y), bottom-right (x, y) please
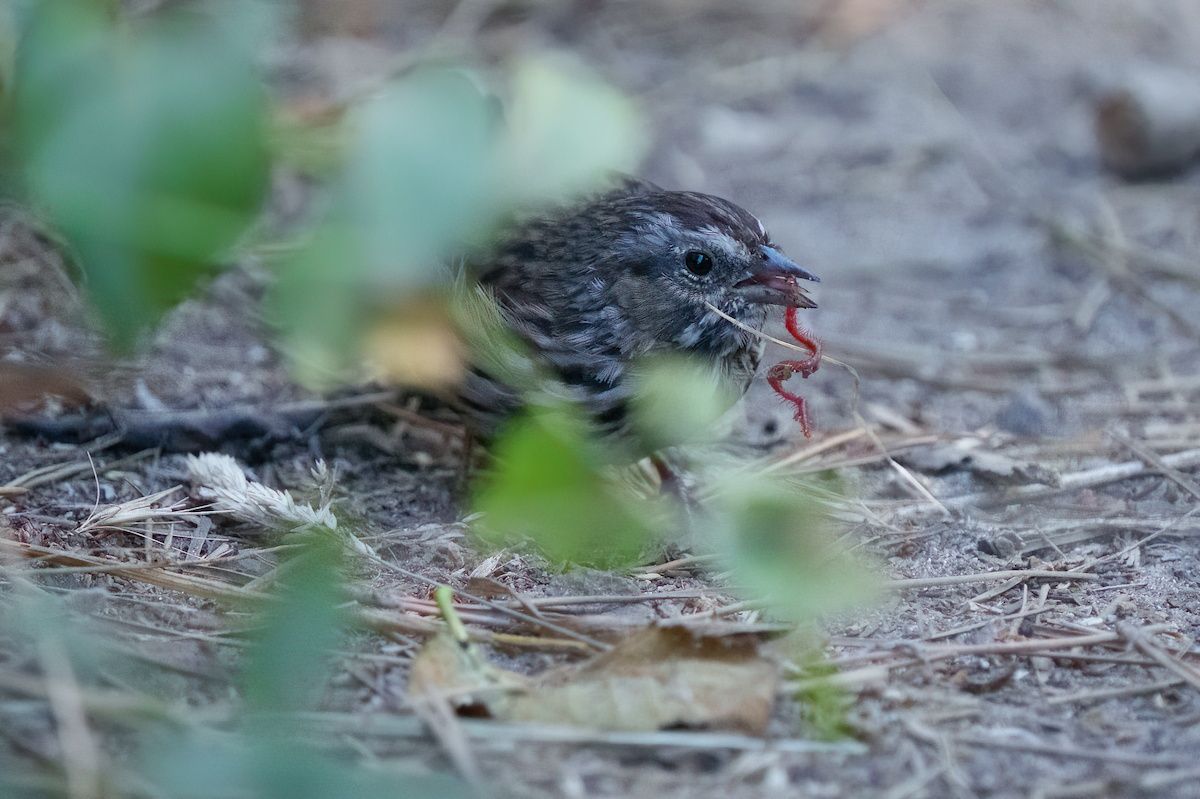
top-left (886, 569), bottom-right (1099, 591)
top-left (1049, 677), bottom-right (1188, 706)
top-left (896, 446), bottom-right (1200, 517)
top-left (757, 428), bottom-right (867, 476)
top-left (1119, 623), bottom-right (1200, 695)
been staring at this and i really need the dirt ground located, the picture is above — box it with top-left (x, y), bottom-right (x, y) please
top-left (5, 1), bottom-right (1200, 797)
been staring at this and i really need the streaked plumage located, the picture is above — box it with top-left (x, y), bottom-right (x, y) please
top-left (456, 179), bottom-right (818, 449)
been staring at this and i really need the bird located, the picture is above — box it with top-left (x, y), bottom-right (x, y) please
top-left (454, 178), bottom-right (820, 455)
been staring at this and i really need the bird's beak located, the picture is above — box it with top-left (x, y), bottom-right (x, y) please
top-left (734, 246), bottom-right (819, 308)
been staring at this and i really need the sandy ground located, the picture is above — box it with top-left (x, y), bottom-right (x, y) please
top-left (5, 1), bottom-right (1200, 797)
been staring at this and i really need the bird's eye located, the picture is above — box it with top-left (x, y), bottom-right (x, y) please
top-left (684, 250), bottom-right (713, 276)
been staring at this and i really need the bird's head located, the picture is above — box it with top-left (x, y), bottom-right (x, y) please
top-left (591, 190), bottom-right (819, 350)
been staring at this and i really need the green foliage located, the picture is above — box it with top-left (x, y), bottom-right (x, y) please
top-left (345, 69), bottom-right (498, 283)
top-left (471, 356), bottom-right (877, 628)
top-left (0, 533), bottom-right (469, 799)
top-left (141, 531), bottom-right (470, 799)
top-left (473, 403), bottom-right (662, 568)
top-left (706, 471), bottom-right (878, 621)
top-left (628, 355), bottom-right (739, 452)
top-left (272, 67), bottom-right (499, 386)
top-left (469, 356), bottom-right (733, 567)
top-left (788, 650), bottom-right (857, 741)
top-left (273, 58), bottom-right (646, 388)
top-left (497, 57), bottom-right (646, 202)
top-left (241, 531), bottom-right (347, 713)
top-left (8, 0), bottom-right (270, 347)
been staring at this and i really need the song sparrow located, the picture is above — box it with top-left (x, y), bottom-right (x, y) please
top-left (456, 178), bottom-right (819, 451)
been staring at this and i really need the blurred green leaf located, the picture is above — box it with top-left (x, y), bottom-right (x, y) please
top-left (343, 67), bottom-right (496, 285)
top-left (12, 0), bottom-right (270, 347)
top-left (629, 355), bottom-right (740, 452)
top-left (242, 531), bottom-right (345, 713)
top-left (0, 2), bottom-right (22, 101)
top-left (786, 642), bottom-right (857, 740)
top-left (272, 66), bottom-right (497, 387)
top-left (795, 668), bottom-right (856, 740)
top-left (140, 726), bottom-right (257, 799)
top-left (137, 530), bottom-right (470, 799)
top-left (141, 724), bottom-right (470, 799)
top-left (271, 56), bottom-right (646, 388)
top-left (269, 223), bottom-right (365, 388)
top-left (474, 404), bottom-right (658, 568)
top-left (707, 473), bottom-right (878, 621)
top-left (500, 56), bottom-right (647, 200)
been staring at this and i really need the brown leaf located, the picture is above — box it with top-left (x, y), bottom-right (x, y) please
top-left (364, 299), bottom-right (467, 394)
top-left (0, 363), bottom-right (92, 415)
top-left (409, 622), bottom-right (781, 735)
top-left (407, 629), bottom-right (531, 717)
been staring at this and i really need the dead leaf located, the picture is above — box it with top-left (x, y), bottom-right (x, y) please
top-left (363, 298), bottom-right (467, 394)
top-left (409, 621), bottom-right (781, 735)
top-left (0, 363), bottom-right (92, 415)
top-left (407, 628), bottom-right (531, 716)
